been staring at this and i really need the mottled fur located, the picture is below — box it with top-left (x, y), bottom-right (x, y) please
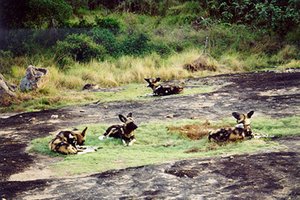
top-left (49, 127), bottom-right (87, 154)
top-left (209, 111), bottom-right (254, 142)
top-left (99, 113), bottom-right (138, 146)
top-left (144, 78), bottom-right (183, 96)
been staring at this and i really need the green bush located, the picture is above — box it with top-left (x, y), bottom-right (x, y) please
top-left (56, 56), bottom-right (75, 69)
top-left (150, 42), bottom-right (173, 57)
top-left (55, 34), bottom-right (106, 64)
top-left (89, 28), bottom-right (120, 57)
top-left (95, 16), bottom-right (123, 35)
top-left (1, 0), bottom-right (72, 28)
top-left (120, 33), bottom-right (150, 56)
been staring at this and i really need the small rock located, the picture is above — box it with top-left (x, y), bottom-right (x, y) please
top-left (50, 115), bottom-right (59, 119)
top-left (28, 117), bottom-right (37, 123)
top-left (166, 114), bottom-right (174, 119)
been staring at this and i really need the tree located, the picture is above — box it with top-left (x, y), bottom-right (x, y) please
top-left (0, 0), bottom-right (72, 29)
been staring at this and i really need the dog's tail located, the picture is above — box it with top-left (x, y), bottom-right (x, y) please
top-left (208, 131), bottom-right (213, 141)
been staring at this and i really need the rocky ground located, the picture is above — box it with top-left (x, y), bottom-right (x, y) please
top-left (0, 71), bottom-right (299, 199)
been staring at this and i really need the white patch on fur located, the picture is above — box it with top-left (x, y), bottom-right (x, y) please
top-left (69, 134), bottom-right (74, 139)
top-left (98, 135), bottom-right (106, 140)
top-left (122, 139), bottom-right (127, 146)
top-left (128, 139), bottom-right (136, 146)
top-left (77, 146), bottom-right (98, 155)
top-left (235, 124), bottom-right (244, 129)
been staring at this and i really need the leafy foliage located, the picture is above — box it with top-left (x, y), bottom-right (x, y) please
top-left (95, 16), bottom-right (123, 35)
top-left (0, 0), bottom-right (72, 28)
top-left (121, 33), bottom-right (150, 56)
top-left (89, 28), bottom-right (120, 57)
top-left (56, 34), bottom-right (106, 64)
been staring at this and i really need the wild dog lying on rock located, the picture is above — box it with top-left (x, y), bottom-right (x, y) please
top-left (208, 111), bottom-right (254, 142)
top-left (49, 127), bottom-right (88, 154)
top-left (99, 113), bottom-right (138, 146)
top-left (144, 77), bottom-right (183, 96)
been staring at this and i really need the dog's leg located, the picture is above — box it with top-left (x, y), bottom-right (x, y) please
top-left (122, 139), bottom-right (127, 146)
top-left (128, 139), bottom-right (136, 146)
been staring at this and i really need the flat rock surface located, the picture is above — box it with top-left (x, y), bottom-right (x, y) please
top-left (0, 71), bottom-right (299, 199)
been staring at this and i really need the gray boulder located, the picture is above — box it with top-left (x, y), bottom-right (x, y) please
top-left (20, 65), bottom-right (48, 92)
top-left (0, 73), bottom-right (16, 105)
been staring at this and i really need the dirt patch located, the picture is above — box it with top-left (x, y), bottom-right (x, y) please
top-left (0, 71), bottom-right (299, 199)
top-left (183, 54), bottom-right (217, 72)
top-left (0, 136), bottom-right (34, 182)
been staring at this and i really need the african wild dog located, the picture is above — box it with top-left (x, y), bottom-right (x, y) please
top-left (49, 127), bottom-right (88, 154)
top-left (208, 111), bottom-right (254, 142)
top-left (82, 83), bottom-right (99, 90)
top-left (99, 113), bottom-right (138, 146)
top-left (144, 77), bottom-right (183, 96)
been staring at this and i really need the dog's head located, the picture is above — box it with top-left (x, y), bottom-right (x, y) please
top-left (72, 127), bottom-right (88, 145)
top-left (144, 78), bottom-right (161, 90)
top-left (232, 111), bottom-right (254, 130)
top-left (119, 113), bottom-right (138, 133)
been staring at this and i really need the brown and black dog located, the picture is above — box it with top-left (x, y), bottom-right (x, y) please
top-left (49, 127), bottom-right (88, 154)
top-left (144, 78), bottom-right (183, 96)
top-left (99, 113), bottom-right (138, 146)
top-left (208, 111), bottom-right (254, 142)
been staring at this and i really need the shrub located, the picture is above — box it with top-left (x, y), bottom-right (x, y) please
top-left (55, 34), bottom-right (106, 64)
top-left (120, 33), bottom-right (150, 56)
top-left (150, 42), bottom-right (173, 57)
top-left (95, 16), bottom-right (123, 35)
top-left (1, 0), bottom-right (72, 28)
top-left (89, 28), bottom-right (120, 57)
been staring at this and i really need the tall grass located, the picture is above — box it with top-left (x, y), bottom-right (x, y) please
top-left (55, 49), bottom-right (201, 88)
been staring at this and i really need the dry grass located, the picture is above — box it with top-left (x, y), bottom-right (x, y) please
top-left (58, 49), bottom-right (203, 89)
top-left (277, 59), bottom-right (300, 70)
top-left (167, 120), bottom-right (227, 140)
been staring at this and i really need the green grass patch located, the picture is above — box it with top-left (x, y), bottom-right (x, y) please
top-left (253, 116), bottom-right (300, 137)
top-left (94, 83), bottom-right (217, 103)
top-left (1, 83), bottom-right (216, 112)
top-left (29, 116), bottom-right (300, 177)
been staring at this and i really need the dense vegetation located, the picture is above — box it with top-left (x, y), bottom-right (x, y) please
top-left (0, 0), bottom-right (299, 111)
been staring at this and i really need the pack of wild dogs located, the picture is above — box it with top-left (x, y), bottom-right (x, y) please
top-left (49, 77), bottom-right (255, 154)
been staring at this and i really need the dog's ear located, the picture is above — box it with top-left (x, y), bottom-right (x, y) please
top-left (232, 112), bottom-right (241, 120)
top-left (155, 77), bottom-right (161, 82)
top-left (127, 113), bottom-right (133, 118)
top-left (119, 114), bottom-right (127, 123)
top-left (247, 111), bottom-right (254, 118)
top-left (81, 127), bottom-right (88, 137)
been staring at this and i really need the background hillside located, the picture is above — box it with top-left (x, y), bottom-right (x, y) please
top-left (0, 0), bottom-right (299, 111)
